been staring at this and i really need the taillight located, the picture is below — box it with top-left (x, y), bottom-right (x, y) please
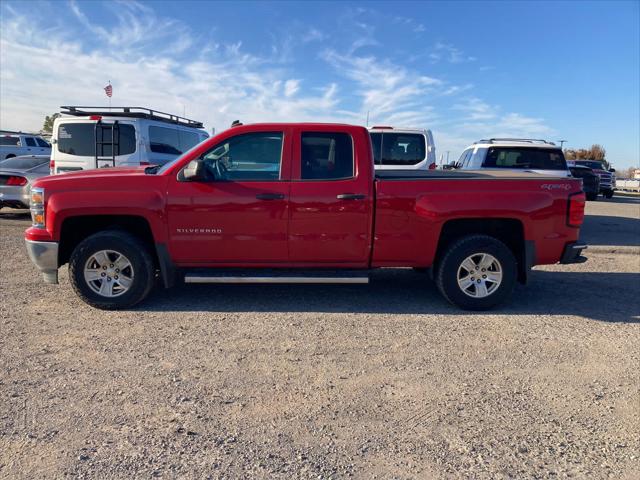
top-left (49, 158), bottom-right (55, 174)
top-left (428, 162), bottom-right (437, 170)
top-left (567, 192), bottom-right (586, 228)
top-left (140, 161), bottom-right (151, 166)
top-left (6, 176), bottom-right (28, 186)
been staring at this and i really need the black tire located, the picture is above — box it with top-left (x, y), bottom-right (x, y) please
top-left (435, 234), bottom-right (517, 311)
top-left (604, 190), bottom-right (614, 199)
top-left (586, 192), bottom-right (598, 201)
top-left (69, 230), bottom-right (155, 310)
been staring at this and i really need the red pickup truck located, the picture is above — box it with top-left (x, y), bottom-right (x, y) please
top-left (25, 123), bottom-right (587, 310)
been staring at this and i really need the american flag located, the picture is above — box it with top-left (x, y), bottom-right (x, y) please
top-left (104, 83), bottom-right (113, 98)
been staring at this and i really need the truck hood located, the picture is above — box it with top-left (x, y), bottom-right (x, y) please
top-left (33, 166), bottom-right (151, 189)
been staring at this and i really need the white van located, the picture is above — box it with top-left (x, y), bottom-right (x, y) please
top-left (368, 126), bottom-right (436, 170)
top-left (50, 106), bottom-right (209, 174)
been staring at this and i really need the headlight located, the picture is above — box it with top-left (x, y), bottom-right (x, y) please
top-left (30, 187), bottom-right (45, 228)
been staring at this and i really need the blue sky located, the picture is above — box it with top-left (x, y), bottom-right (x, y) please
top-left (1, 0), bottom-right (638, 168)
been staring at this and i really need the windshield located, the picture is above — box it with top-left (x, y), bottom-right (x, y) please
top-left (0, 156), bottom-right (49, 170)
top-left (575, 160), bottom-right (606, 170)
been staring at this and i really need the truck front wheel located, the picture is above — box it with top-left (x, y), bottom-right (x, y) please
top-left (69, 230), bottom-right (155, 310)
top-left (436, 235), bottom-right (517, 310)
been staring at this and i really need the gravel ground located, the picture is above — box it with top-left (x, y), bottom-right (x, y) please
top-left (1, 201), bottom-right (639, 479)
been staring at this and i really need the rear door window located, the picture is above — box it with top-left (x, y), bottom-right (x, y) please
top-left (0, 136), bottom-right (20, 146)
top-left (178, 130), bottom-right (200, 151)
top-left (379, 133), bottom-right (426, 166)
top-left (57, 123), bottom-right (136, 156)
top-left (483, 147), bottom-right (567, 170)
top-left (149, 126), bottom-right (201, 154)
top-left (301, 132), bottom-right (353, 180)
top-left (149, 126), bottom-right (180, 154)
top-left (457, 149), bottom-right (473, 168)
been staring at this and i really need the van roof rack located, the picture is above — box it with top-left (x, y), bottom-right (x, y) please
top-left (60, 106), bottom-right (204, 129)
top-left (476, 138), bottom-right (556, 145)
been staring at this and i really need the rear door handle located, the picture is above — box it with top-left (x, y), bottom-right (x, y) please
top-left (256, 193), bottom-right (285, 200)
top-left (336, 193), bottom-right (366, 200)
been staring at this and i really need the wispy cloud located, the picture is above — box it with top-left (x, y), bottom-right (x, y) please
top-left (453, 97), bottom-right (497, 121)
top-left (322, 49), bottom-right (443, 125)
top-left (430, 42), bottom-right (476, 64)
top-left (393, 15), bottom-right (426, 33)
top-left (69, 0), bottom-right (192, 57)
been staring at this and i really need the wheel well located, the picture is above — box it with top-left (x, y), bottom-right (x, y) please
top-left (58, 215), bottom-right (157, 267)
top-left (435, 218), bottom-right (528, 283)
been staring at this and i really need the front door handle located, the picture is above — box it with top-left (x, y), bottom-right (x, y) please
top-left (336, 193), bottom-right (366, 200)
top-left (256, 193), bottom-right (285, 200)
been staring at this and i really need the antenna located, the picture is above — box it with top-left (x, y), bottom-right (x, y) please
top-left (366, 111), bottom-right (370, 127)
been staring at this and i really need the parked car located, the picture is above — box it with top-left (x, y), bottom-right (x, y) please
top-left (457, 138), bottom-right (569, 176)
top-left (25, 123), bottom-right (587, 311)
top-left (369, 126), bottom-right (436, 170)
top-left (568, 164), bottom-right (600, 200)
top-left (0, 155), bottom-right (50, 209)
top-left (50, 106), bottom-right (209, 174)
top-left (0, 131), bottom-right (51, 160)
top-left (567, 160), bottom-right (615, 198)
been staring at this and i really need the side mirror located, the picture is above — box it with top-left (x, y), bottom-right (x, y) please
top-left (182, 159), bottom-right (205, 181)
top-left (609, 168), bottom-right (616, 173)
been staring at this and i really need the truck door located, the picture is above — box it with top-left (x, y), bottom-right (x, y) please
top-left (288, 127), bottom-right (373, 266)
top-left (166, 127), bottom-right (292, 264)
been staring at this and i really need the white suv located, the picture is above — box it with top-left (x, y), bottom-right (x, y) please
top-left (0, 131), bottom-right (51, 160)
top-left (369, 126), bottom-right (436, 170)
top-left (50, 106), bottom-right (209, 174)
top-left (457, 138), bottom-right (569, 177)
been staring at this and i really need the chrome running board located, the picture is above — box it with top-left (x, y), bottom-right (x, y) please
top-left (184, 269), bottom-right (369, 284)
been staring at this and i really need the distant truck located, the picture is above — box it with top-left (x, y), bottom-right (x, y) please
top-left (25, 122), bottom-right (587, 311)
top-left (50, 106), bottom-right (209, 174)
top-left (567, 160), bottom-right (615, 198)
top-left (0, 130), bottom-right (51, 160)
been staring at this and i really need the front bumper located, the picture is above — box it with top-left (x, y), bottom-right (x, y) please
top-left (560, 242), bottom-right (588, 264)
top-left (25, 240), bottom-right (59, 284)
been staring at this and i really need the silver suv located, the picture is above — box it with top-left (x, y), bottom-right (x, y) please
top-left (456, 138), bottom-right (569, 177)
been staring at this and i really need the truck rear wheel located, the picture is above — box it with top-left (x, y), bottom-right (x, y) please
top-left (436, 235), bottom-right (517, 310)
top-left (69, 230), bottom-right (155, 310)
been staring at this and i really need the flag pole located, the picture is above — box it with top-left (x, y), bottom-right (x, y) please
top-left (108, 80), bottom-right (111, 111)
